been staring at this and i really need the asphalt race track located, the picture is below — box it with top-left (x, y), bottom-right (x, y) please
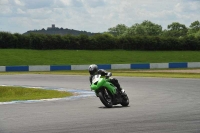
top-left (0, 74), bottom-right (200, 133)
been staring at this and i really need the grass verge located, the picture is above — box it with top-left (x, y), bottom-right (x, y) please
top-left (0, 86), bottom-right (73, 102)
top-left (1, 49), bottom-right (200, 66)
top-left (0, 69), bottom-right (199, 78)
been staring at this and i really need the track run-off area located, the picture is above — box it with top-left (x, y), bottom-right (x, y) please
top-left (0, 74), bottom-right (200, 133)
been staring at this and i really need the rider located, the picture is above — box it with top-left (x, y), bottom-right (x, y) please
top-left (88, 64), bottom-right (122, 93)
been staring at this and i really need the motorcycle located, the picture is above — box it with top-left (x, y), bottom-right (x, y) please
top-left (90, 74), bottom-right (129, 108)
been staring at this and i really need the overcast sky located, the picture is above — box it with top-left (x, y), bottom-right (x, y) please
top-left (0, 0), bottom-right (200, 34)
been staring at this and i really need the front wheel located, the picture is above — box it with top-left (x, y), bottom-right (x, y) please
top-left (98, 90), bottom-right (113, 108)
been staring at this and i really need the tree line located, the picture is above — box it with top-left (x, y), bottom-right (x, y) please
top-left (23, 27), bottom-right (96, 36)
top-left (0, 20), bottom-right (200, 50)
top-left (107, 20), bottom-right (200, 38)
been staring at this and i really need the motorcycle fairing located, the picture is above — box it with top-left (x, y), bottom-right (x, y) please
top-left (90, 74), bottom-right (117, 95)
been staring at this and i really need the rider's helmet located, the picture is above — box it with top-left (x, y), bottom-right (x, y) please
top-left (88, 64), bottom-right (98, 75)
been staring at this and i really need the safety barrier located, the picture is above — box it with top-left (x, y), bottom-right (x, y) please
top-left (0, 62), bottom-right (200, 72)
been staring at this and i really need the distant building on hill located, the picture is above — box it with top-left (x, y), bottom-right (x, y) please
top-left (23, 24), bottom-right (98, 36)
top-left (47, 24), bottom-right (57, 30)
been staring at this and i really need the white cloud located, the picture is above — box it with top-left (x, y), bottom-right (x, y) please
top-left (17, 8), bottom-right (25, 14)
top-left (56, 0), bottom-right (71, 7)
top-left (82, 0), bottom-right (106, 8)
top-left (0, 0), bottom-right (8, 5)
top-left (175, 3), bottom-right (183, 12)
top-left (21, 0), bottom-right (54, 9)
top-left (58, 0), bottom-right (83, 7)
top-left (14, 0), bottom-right (24, 6)
top-left (0, 6), bottom-right (12, 15)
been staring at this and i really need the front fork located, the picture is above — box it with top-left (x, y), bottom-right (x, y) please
top-left (95, 88), bottom-right (110, 97)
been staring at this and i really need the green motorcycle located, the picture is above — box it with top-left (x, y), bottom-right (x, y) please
top-left (90, 74), bottom-right (129, 108)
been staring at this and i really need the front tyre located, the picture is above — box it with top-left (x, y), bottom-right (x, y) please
top-left (98, 91), bottom-right (113, 108)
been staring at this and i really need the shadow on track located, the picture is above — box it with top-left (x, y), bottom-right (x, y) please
top-left (98, 106), bottom-right (130, 109)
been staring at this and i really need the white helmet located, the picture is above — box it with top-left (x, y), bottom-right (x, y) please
top-left (88, 64), bottom-right (98, 75)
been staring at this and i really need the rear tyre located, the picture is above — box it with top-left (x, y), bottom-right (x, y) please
top-left (98, 91), bottom-right (113, 108)
top-left (121, 93), bottom-right (129, 107)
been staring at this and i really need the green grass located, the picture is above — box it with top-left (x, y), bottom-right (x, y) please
top-left (0, 69), bottom-right (199, 78)
top-left (0, 86), bottom-right (73, 102)
top-left (0, 49), bottom-right (200, 66)
top-left (111, 71), bottom-right (200, 78)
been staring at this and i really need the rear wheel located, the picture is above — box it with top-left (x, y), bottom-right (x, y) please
top-left (98, 90), bottom-right (113, 108)
top-left (121, 92), bottom-right (129, 107)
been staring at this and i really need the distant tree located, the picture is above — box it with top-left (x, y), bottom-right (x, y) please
top-left (23, 26), bottom-right (96, 36)
top-left (140, 20), bottom-right (162, 36)
top-left (188, 20), bottom-right (200, 35)
top-left (123, 24), bottom-right (138, 36)
top-left (190, 20), bottom-right (200, 32)
top-left (195, 30), bottom-right (200, 37)
top-left (102, 32), bottom-right (115, 37)
top-left (134, 24), bottom-right (146, 35)
top-left (123, 20), bottom-right (162, 36)
top-left (161, 29), bottom-right (170, 37)
top-left (191, 30), bottom-right (200, 38)
top-left (108, 24), bottom-right (128, 36)
top-left (163, 22), bottom-right (188, 37)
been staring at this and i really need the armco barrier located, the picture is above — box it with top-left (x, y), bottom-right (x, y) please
top-left (0, 62), bottom-right (200, 72)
